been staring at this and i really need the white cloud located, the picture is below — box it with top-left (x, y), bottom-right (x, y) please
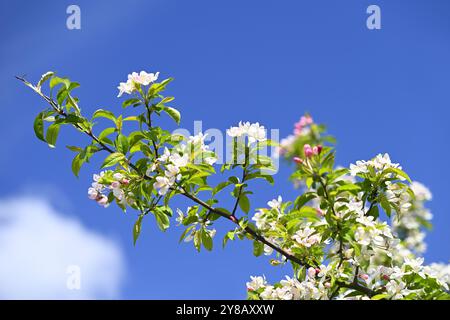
top-left (0, 196), bottom-right (125, 299)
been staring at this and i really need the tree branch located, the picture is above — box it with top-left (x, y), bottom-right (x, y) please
top-left (21, 79), bottom-right (315, 270)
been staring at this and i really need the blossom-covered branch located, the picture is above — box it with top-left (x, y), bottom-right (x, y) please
top-left (18, 71), bottom-right (450, 300)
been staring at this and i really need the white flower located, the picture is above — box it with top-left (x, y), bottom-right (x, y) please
top-left (307, 267), bottom-right (316, 278)
top-left (158, 147), bottom-right (171, 162)
top-left (292, 224), bottom-right (321, 248)
top-left (410, 181), bottom-right (432, 201)
top-left (274, 286), bottom-right (293, 300)
top-left (188, 132), bottom-right (209, 151)
top-left (260, 286), bottom-right (275, 300)
top-left (207, 228), bottom-right (217, 238)
top-left (246, 276), bottom-right (267, 291)
top-left (423, 263), bottom-right (450, 290)
top-left (96, 195), bottom-right (109, 208)
top-left (87, 187), bottom-right (98, 200)
top-left (164, 164), bottom-right (180, 179)
top-left (93, 171), bottom-right (106, 182)
top-left (349, 160), bottom-right (369, 176)
top-left (176, 208), bottom-right (185, 226)
top-left (146, 162), bottom-right (158, 176)
top-left (356, 215), bottom-right (376, 228)
top-left (354, 226), bottom-right (372, 246)
top-left (264, 244), bottom-right (274, 256)
top-left (113, 173), bottom-right (124, 180)
top-left (385, 280), bottom-right (411, 299)
top-left (238, 121), bottom-right (251, 134)
top-left (113, 188), bottom-right (125, 202)
top-left (170, 152), bottom-right (189, 168)
top-left (252, 210), bottom-right (267, 229)
top-left (247, 123), bottom-right (266, 143)
top-left (267, 196), bottom-right (282, 210)
top-left (117, 80), bottom-right (134, 97)
top-left (226, 126), bottom-right (243, 138)
top-left (128, 71), bottom-right (159, 86)
top-left (204, 156), bottom-right (217, 165)
top-left (153, 176), bottom-right (172, 195)
top-left (404, 257), bottom-right (426, 278)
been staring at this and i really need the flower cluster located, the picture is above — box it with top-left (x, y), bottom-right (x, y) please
top-left (247, 265), bottom-right (331, 300)
top-left (349, 153), bottom-right (402, 178)
top-left (88, 171), bottom-right (133, 207)
top-left (226, 121), bottom-right (267, 144)
top-left (354, 214), bottom-right (394, 247)
top-left (292, 223), bottom-right (322, 248)
top-left (392, 181), bottom-right (433, 253)
top-left (294, 115), bottom-right (313, 136)
top-left (117, 70), bottom-right (160, 97)
top-left (277, 115), bottom-right (315, 157)
top-left (149, 133), bottom-right (217, 196)
top-left (252, 195), bottom-right (325, 261)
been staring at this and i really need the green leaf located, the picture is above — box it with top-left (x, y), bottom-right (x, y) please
top-left (49, 76), bottom-right (71, 90)
top-left (201, 229), bottom-right (213, 251)
top-left (115, 134), bottom-right (129, 154)
top-left (71, 153), bottom-right (84, 177)
top-left (336, 184), bottom-right (361, 193)
top-left (163, 107), bottom-right (181, 124)
top-left (92, 109), bottom-right (116, 122)
top-left (161, 96), bottom-right (175, 103)
top-left (194, 230), bottom-right (201, 252)
top-left (36, 71), bottom-right (54, 91)
top-left (253, 240), bottom-right (264, 257)
top-left (179, 226), bottom-right (194, 243)
top-left (115, 115), bottom-right (123, 131)
top-left (154, 207), bottom-right (170, 231)
top-left (99, 127), bottom-right (116, 141)
top-left (133, 215), bottom-right (144, 246)
top-left (101, 152), bottom-right (125, 168)
top-left (380, 195), bottom-right (392, 217)
top-left (122, 98), bottom-right (141, 108)
top-left (384, 168), bottom-right (412, 183)
top-left (294, 193), bottom-right (316, 210)
top-left (45, 123), bottom-right (60, 148)
top-left (239, 194), bottom-right (250, 214)
top-left (33, 112), bottom-right (46, 142)
top-left (371, 294), bottom-right (389, 300)
top-left (212, 181), bottom-right (232, 196)
top-left (66, 145), bottom-right (83, 152)
top-left (367, 204), bottom-right (380, 219)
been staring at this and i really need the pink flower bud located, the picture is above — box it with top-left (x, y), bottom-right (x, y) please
top-left (317, 145), bottom-right (323, 154)
top-left (312, 146), bottom-right (318, 155)
top-left (359, 274), bottom-right (369, 280)
top-left (382, 275), bottom-right (390, 281)
top-left (304, 144), bottom-right (313, 158)
top-left (325, 282), bottom-right (331, 288)
top-left (315, 268), bottom-right (321, 274)
top-left (293, 157), bottom-right (303, 164)
top-left (121, 179), bottom-right (130, 185)
top-left (316, 208), bottom-right (324, 217)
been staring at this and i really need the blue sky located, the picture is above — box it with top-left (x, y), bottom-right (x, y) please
top-left (0, 0), bottom-right (449, 299)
